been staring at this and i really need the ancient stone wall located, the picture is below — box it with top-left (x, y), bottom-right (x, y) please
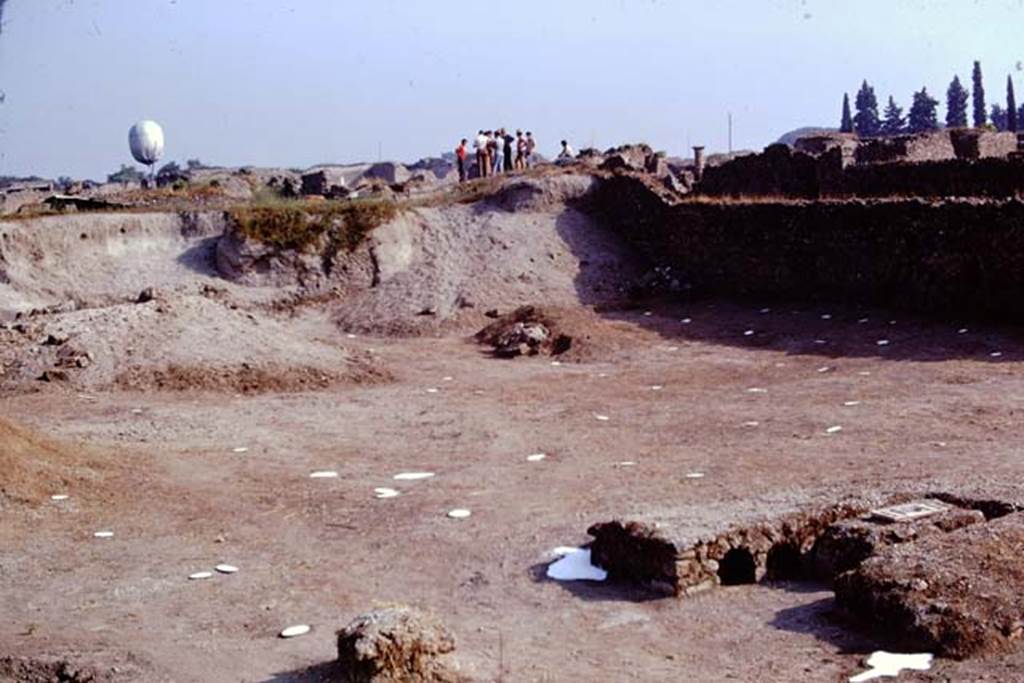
top-left (697, 144), bottom-right (1024, 199)
top-left (592, 175), bottom-right (1024, 320)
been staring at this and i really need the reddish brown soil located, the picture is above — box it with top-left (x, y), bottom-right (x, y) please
top-left (4, 300), bottom-right (1024, 681)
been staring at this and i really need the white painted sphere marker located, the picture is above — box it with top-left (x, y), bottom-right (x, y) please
top-left (279, 624), bottom-right (311, 638)
top-left (526, 453), bottom-right (547, 462)
top-left (447, 508), bottom-right (471, 519)
top-left (93, 530), bottom-right (114, 538)
top-left (309, 471), bottom-right (339, 479)
top-left (374, 487), bottom-right (400, 498)
top-left (215, 564), bottom-right (238, 574)
top-left (189, 571), bottom-right (213, 580)
top-left (50, 494), bottom-right (69, 501)
top-left (393, 472), bottom-right (435, 481)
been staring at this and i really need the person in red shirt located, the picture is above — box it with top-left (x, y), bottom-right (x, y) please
top-left (455, 139), bottom-right (468, 182)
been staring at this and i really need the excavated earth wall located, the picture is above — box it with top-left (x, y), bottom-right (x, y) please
top-left (591, 175), bottom-right (1024, 320)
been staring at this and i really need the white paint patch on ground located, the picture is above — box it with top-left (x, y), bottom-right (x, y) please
top-left (680, 318), bottom-right (692, 324)
top-left (279, 624), bottom-right (311, 639)
top-left (189, 571), bottom-right (213, 580)
top-left (526, 453), bottom-right (547, 462)
top-left (425, 388), bottom-right (439, 393)
top-left (817, 366), bottom-right (832, 373)
top-left (814, 339), bottom-right (828, 345)
top-left (50, 494), bottom-right (69, 501)
top-left (742, 421), bottom-right (760, 427)
top-left (546, 547), bottom-right (608, 582)
top-left (232, 447), bottom-right (249, 453)
top-left (747, 387), bottom-right (767, 394)
top-left (743, 330), bottom-right (755, 336)
top-left (447, 508), bottom-right (471, 519)
top-left (991, 351), bottom-right (1003, 358)
top-left (650, 385), bottom-right (664, 391)
top-left (594, 414), bottom-right (610, 421)
top-left (93, 531), bottom-right (114, 538)
top-left (876, 340), bottom-right (890, 346)
top-left (826, 425), bottom-right (843, 434)
top-left (309, 471), bottom-right (338, 479)
top-left (393, 472), bottom-right (435, 481)
top-left (843, 401), bottom-right (861, 407)
top-left (848, 651), bottom-right (933, 682)
top-left (374, 487), bottom-right (400, 498)
top-left (215, 564), bottom-right (238, 574)
top-left (615, 461), bottom-right (637, 467)
top-left (958, 328), bottom-right (969, 334)
top-left (685, 472), bottom-right (705, 479)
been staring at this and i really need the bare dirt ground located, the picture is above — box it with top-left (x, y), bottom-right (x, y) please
top-left (4, 175), bottom-right (1024, 681)
top-left (5, 302), bottom-right (1024, 682)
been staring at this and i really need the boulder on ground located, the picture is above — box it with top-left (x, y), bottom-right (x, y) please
top-left (336, 606), bottom-right (463, 682)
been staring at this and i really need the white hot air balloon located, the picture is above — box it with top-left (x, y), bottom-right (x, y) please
top-left (128, 120), bottom-right (165, 181)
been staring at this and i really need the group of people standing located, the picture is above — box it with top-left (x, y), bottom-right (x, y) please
top-left (455, 129), bottom-right (536, 181)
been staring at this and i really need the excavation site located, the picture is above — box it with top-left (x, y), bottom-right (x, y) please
top-left (6, 4), bottom-right (1024, 679)
top-left (5, 129), bottom-right (1024, 682)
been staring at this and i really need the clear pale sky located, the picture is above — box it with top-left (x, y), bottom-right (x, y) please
top-left (2, 0), bottom-right (1023, 179)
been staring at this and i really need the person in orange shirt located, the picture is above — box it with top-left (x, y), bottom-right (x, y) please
top-left (455, 139), bottom-right (468, 182)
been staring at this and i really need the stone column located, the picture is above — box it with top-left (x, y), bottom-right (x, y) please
top-left (693, 146), bottom-right (706, 181)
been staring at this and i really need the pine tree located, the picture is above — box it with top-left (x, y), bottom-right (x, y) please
top-left (972, 60), bottom-right (986, 127)
top-left (945, 75), bottom-right (969, 128)
top-left (1008, 76), bottom-right (1018, 132)
top-left (991, 104), bottom-right (1008, 131)
top-left (853, 80), bottom-right (881, 137)
top-left (840, 93), bottom-right (854, 133)
top-left (907, 87), bottom-right (940, 133)
top-left (880, 96), bottom-right (906, 136)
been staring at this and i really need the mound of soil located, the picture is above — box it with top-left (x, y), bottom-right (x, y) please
top-left (835, 511), bottom-right (1024, 659)
top-left (474, 304), bottom-right (652, 362)
top-left (1, 294), bottom-right (389, 394)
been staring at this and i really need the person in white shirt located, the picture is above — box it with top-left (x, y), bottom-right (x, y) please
top-left (474, 130), bottom-right (490, 178)
top-left (492, 128), bottom-right (505, 175)
top-left (558, 139), bottom-right (575, 160)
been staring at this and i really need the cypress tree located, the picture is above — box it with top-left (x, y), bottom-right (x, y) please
top-left (853, 80), bottom-right (881, 137)
top-left (991, 104), bottom-right (1008, 131)
top-left (907, 87), bottom-right (940, 133)
top-left (840, 93), bottom-right (854, 133)
top-left (945, 75), bottom-right (969, 128)
top-left (1009, 76), bottom-right (1019, 132)
top-left (972, 60), bottom-right (986, 127)
top-left (880, 96), bottom-right (906, 136)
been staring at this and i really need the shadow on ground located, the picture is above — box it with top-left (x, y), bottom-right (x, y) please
top-left (553, 210), bottom-right (1024, 364)
top-left (262, 660), bottom-right (345, 683)
top-left (769, 595), bottom-right (880, 655)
